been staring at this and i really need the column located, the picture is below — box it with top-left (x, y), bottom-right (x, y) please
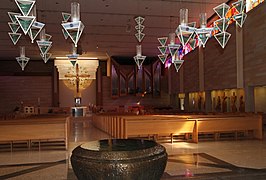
top-left (205, 90), bottom-right (212, 113)
top-left (184, 92), bottom-right (189, 112)
top-left (199, 46), bottom-right (204, 91)
top-left (236, 25), bottom-right (244, 88)
top-left (244, 86), bottom-right (255, 112)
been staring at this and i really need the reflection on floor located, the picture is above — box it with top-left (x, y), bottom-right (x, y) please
top-left (0, 115), bottom-right (266, 180)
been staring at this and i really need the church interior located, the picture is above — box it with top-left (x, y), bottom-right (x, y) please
top-left (0, 0), bottom-right (266, 179)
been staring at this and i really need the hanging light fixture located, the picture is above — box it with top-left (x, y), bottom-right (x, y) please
top-left (16, 46), bottom-right (30, 71)
top-left (62, 2), bottom-right (85, 47)
top-left (134, 16), bottom-right (146, 69)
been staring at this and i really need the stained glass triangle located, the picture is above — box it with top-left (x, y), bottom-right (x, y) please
top-left (168, 45), bottom-right (180, 57)
top-left (135, 16), bottom-right (145, 25)
top-left (158, 37), bottom-right (168, 46)
top-left (158, 54), bottom-right (168, 64)
top-left (15, 15), bottom-right (36, 35)
top-left (62, 21), bottom-right (84, 47)
top-left (173, 60), bottom-right (184, 72)
top-left (15, 0), bottom-right (36, 16)
top-left (41, 53), bottom-right (52, 63)
top-left (178, 31), bottom-right (194, 46)
top-left (213, 3), bottom-right (230, 18)
top-left (157, 46), bottom-right (167, 55)
top-left (37, 41), bottom-right (52, 55)
top-left (135, 32), bottom-right (145, 43)
top-left (214, 31), bottom-right (231, 48)
top-left (198, 33), bottom-right (209, 47)
top-left (8, 22), bottom-right (20, 33)
top-left (214, 18), bottom-right (229, 32)
top-left (233, 13), bottom-right (247, 28)
top-left (28, 22), bottom-right (45, 43)
top-left (134, 55), bottom-right (146, 69)
top-left (16, 56), bottom-right (30, 71)
top-left (232, 0), bottom-right (245, 13)
top-left (8, 12), bottom-right (21, 23)
top-left (62, 12), bottom-right (71, 22)
top-left (8, 32), bottom-right (22, 45)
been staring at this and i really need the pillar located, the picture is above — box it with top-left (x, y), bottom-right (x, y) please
top-left (205, 90), bottom-right (212, 113)
top-left (236, 25), bottom-right (244, 88)
top-left (244, 86), bottom-right (255, 112)
top-left (199, 46), bottom-right (204, 91)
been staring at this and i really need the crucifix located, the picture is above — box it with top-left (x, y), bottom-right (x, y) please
top-left (65, 62), bottom-right (90, 96)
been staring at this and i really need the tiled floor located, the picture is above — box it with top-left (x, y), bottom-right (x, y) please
top-left (0, 115), bottom-right (266, 180)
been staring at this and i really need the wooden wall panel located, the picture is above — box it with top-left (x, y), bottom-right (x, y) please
top-left (204, 25), bottom-right (237, 90)
top-left (244, 3), bottom-right (266, 86)
top-left (183, 49), bottom-right (199, 92)
top-left (0, 76), bottom-right (52, 113)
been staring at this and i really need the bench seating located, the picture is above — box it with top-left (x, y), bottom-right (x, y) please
top-left (0, 115), bottom-right (70, 150)
top-left (92, 114), bottom-right (263, 143)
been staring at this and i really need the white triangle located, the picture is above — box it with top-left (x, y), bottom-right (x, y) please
top-left (62, 12), bottom-right (71, 22)
top-left (135, 16), bottom-right (145, 25)
top-left (28, 21), bottom-right (45, 43)
top-left (45, 34), bottom-right (52, 41)
top-left (135, 32), bottom-right (145, 43)
top-left (158, 54), bottom-right (168, 64)
top-left (213, 3), bottom-right (230, 19)
top-left (173, 60), bottom-right (184, 72)
top-left (15, 0), bottom-right (36, 16)
top-left (37, 41), bottom-right (52, 55)
top-left (62, 21), bottom-right (84, 47)
top-left (40, 53), bottom-right (52, 63)
top-left (8, 22), bottom-right (20, 33)
top-left (8, 12), bottom-right (21, 23)
top-left (15, 15), bottom-right (36, 35)
top-left (16, 56), bottom-right (30, 71)
top-left (135, 24), bottom-right (145, 33)
top-left (62, 29), bottom-right (68, 39)
top-left (134, 55), bottom-right (146, 69)
top-left (158, 37), bottom-right (168, 46)
top-left (8, 32), bottom-right (22, 45)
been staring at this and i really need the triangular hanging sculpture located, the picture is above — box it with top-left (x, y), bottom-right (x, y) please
top-left (168, 44), bottom-right (180, 57)
top-left (135, 16), bottom-right (145, 25)
top-left (8, 12), bottom-right (21, 23)
top-left (135, 32), bottom-right (145, 43)
top-left (157, 46), bottom-right (168, 55)
top-left (40, 53), bottom-right (52, 63)
top-left (28, 21), bottom-right (45, 43)
top-left (37, 40), bottom-right (52, 56)
top-left (176, 25), bottom-right (195, 46)
top-left (8, 22), bottom-right (20, 33)
top-left (8, 32), bottom-right (22, 45)
top-left (213, 3), bottom-right (230, 19)
top-left (15, 0), bottom-right (36, 16)
top-left (214, 18), bottom-right (230, 32)
top-left (135, 24), bottom-right (145, 33)
top-left (62, 12), bottom-right (71, 22)
top-left (173, 60), bottom-right (184, 72)
top-left (16, 57), bottom-right (30, 71)
top-left (158, 54), bottom-right (168, 64)
top-left (134, 55), bottom-right (146, 69)
top-left (62, 28), bottom-right (69, 39)
top-left (158, 37), bottom-right (168, 46)
top-left (195, 27), bottom-right (213, 48)
top-left (62, 21), bottom-right (85, 47)
top-left (232, 0), bottom-right (245, 13)
top-left (233, 13), bottom-right (247, 28)
top-left (15, 15), bottom-right (36, 35)
top-left (214, 31), bottom-right (231, 48)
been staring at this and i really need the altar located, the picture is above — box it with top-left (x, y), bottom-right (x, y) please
top-left (71, 106), bottom-right (87, 117)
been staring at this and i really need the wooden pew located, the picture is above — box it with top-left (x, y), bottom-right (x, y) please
top-left (0, 115), bottom-right (70, 150)
top-left (92, 113), bottom-right (263, 144)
